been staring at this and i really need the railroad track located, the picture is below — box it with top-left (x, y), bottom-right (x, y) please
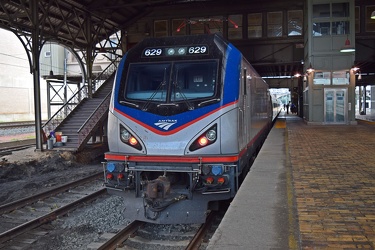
top-left (88, 211), bottom-right (221, 250)
top-left (0, 140), bottom-right (35, 156)
top-left (0, 121), bottom-right (38, 156)
top-left (0, 172), bottom-right (105, 248)
top-left (0, 121), bottom-right (37, 129)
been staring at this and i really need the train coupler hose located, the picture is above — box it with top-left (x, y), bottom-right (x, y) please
top-left (143, 194), bottom-right (188, 220)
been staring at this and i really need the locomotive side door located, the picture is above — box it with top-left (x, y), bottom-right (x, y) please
top-left (238, 66), bottom-right (248, 150)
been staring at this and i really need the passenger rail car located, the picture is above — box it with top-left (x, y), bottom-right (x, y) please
top-left (104, 34), bottom-right (279, 224)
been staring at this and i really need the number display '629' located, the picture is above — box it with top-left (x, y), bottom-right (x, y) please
top-left (143, 45), bottom-right (208, 57)
top-left (188, 46), bottom-right (207, 54)
top-left (143, 48), bottom-right (162, 57)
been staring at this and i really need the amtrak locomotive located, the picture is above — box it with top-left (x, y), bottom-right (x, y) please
top-left (104, 34), bottom-right (279, 224)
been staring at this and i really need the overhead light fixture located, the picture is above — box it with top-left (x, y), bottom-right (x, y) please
top-left (340, 37), bottom-right (355, 52)
top-left (371, 11), bottom-right (375, 19)
top-left (306, 63), bottom-right (314, 74)
top-left (351, 65), bottom-right (359, 72)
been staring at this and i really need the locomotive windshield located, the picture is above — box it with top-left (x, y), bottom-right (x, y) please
top-left (121, 60), bottom-right (219, 112)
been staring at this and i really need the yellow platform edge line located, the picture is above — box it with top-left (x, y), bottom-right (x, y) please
top-left (275, 119), bottom-right (286, 129)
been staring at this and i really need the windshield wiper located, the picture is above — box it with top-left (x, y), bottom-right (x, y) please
top-left (172, 69), bottom-right (194, 110)
top-left (198, 98), bottom-right (220, 107)
top-left (142, 68), bottom-right (167, 111)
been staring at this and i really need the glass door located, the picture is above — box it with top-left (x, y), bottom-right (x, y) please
top-left (324, 88), bottom-right (347, 123)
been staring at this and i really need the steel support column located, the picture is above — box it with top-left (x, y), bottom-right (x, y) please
top-left (30, 1), bottom-right (44, 150)
top-left (86, 16), bottom-right (93, 98)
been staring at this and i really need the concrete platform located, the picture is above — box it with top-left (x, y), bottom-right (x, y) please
top-left (207, 112), bottom-right (375, 249)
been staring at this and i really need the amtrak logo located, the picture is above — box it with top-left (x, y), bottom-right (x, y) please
top-left (154, 119), bottom-right (177, 130)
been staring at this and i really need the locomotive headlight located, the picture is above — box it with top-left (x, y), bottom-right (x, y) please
top-left (198, 137), bottom-right (208, 146)
top-left (206, 129), bottom-right (216, 141)
top-left (189, 124), bottom-right (218, 151)
top-left (119, 124), bottom-right (142, 150)
top-left (120, 127), bottom-right (131, 141)
top-left (129, 137), bottom-right (138, 146)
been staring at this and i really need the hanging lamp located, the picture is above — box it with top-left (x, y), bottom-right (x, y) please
top-left (340, 37), bottom-right (355, 52)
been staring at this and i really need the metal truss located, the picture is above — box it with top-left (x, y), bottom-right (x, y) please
top-left (0, 0), bottom-right (123, 150)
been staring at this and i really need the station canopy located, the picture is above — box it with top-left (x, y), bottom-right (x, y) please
top-left (0, 0), bottom-right (242, 50)
top-left (1, 0), bottom-right (373, 82)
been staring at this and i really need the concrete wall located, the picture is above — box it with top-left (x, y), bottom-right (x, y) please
top-left (0, 29), bottom-right (48, 122)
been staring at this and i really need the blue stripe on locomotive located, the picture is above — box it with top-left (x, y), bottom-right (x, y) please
top-left (113, 42), bottom-right (242, 133)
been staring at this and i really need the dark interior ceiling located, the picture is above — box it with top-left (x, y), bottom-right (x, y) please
top-left (0, 0), bottom-right (373, 82)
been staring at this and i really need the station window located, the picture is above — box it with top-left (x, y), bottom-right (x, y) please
top-left (190, 18), bottom-right (205, 35)
top-left (332, 3), bottom-right (349, 17)
top-left (267, 12), bottom-right (282, 37)
top-left (312, 2), bottom-right (350, 36)
top-left (365, 6), bottom-right (375, 32)
top-left (332, 71), bottom-right (349, 85)
top-left (206, 16), bottom-right (223, 34)
top-left (313, 4), bottom-right (330, 18)
top-left (314, 71), bottom-right (331, 85)
top-left (172, 19), bottom-right (187, 36)
top-left (154, 20), bottom-right (168, 37)
top-left (313, 22), bottom-right (331, 36)
top-left (189, 16), bottom-right (223, 35)
top-left (332, 21), bottom-right (349, 35)
top-left (313, 71), bottom-right (349, 85)
top-left (228, 14), bottom-right (242, 40)
top-left (248, 13), bottom-right (262, 38)
top-left (288, 10), bottom-right (303, 36)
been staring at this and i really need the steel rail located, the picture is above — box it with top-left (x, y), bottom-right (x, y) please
top-left (0, 172), bottom-right (102, 214)
top-left (0, 141), bottom-right (35, 156)
top-left (0, 188), bottom-right (107, 244)
top-left (186, 211), bottom-right (217, 250)
top-left (96, 220), bottom-right (146, 250)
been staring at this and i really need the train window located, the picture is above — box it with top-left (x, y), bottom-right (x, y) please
top-left (171, 61), bottom-right (217, 101)
top-left (125, 63), bottom-right (171, 101)
top-left (124, 60), bottom-right (218, 103)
